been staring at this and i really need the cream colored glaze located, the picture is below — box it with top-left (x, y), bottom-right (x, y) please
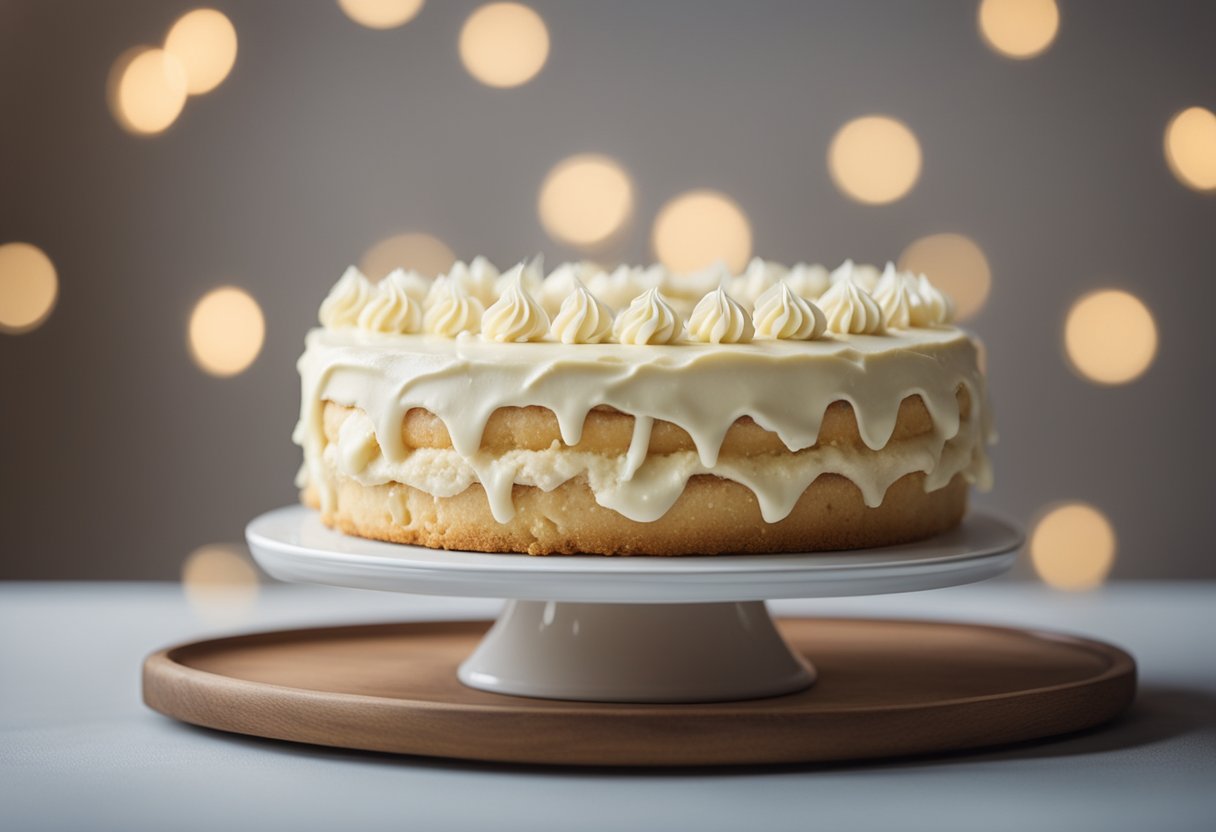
top-left (323, 407), bottom-right (983, 524)
top-left (294, 326), bottom-right (993, 524)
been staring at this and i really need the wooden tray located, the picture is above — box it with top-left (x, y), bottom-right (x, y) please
top-left (143, 617), bottom-right (1136, 767)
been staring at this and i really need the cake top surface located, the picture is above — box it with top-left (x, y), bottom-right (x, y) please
top-left (312, 256), bottom-right (959, 346)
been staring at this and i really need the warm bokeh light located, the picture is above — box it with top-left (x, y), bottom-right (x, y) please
top-left (0, 242), bottom-right (58, 334)
top-left (1064, 289), bottom-right (1158, 385)
top-left (898, 232), bottom-right (992, 321)
top-left (337, 0), bottom-right (425, 30)
top-left (188, 286), bottom-right (265, 377)
top-left (359, 232), bottom-right (455, 279)
top-left (459, 3), bottom-right (549, 88)
top-left (827, 115), bottom-right (922, 205)
top-left (538, 154), bottom-right (634, 248)
top-left (108, 47), bottom-right (189, 135)
top-left (164, 9), bottom-right (238, 95)
top-left (652, 190), bottom-right (753, 273)
top-left (1164, 106), bottom-right (1216, 192)
top-left (978, 0), bottom-right (1060, 60)
top-left (1031, 503), bottom-right (1116, 591)
top-left (182, 544), bottom-right (260, 625)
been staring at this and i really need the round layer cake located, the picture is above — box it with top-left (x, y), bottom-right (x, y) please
top-left (294, 257), bottom-right (992, 555)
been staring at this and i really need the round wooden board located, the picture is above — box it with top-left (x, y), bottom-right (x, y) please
top-left (143, 618), bottom-right (1136, 767)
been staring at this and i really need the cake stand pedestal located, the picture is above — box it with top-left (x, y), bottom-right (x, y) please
top-left (141, 506), bottom-right (1137, 766)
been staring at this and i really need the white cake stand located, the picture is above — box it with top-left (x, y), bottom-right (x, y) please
top-left (246, 506), bottom-right (1022, 703)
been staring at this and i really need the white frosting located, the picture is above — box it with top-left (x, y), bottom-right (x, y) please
top-left (465, 257), bottom-right (500, 305)
top-left (326, 407), bottom-right (982, 524)
top-left (687, 287), bottom-right (754, 344)
top-left (357, 270), bottom-right (423, 334)
top-left (297, 260), bottom-right (988, 527)
top-left (728, 258), bottom-right (787, 308)
top-left (318, 266), bottom-right (374, 328)
top-left (493, 256), bottom-right (543, 298)
top-left (817, 277), bottom-right (885, 335)
top-left (295, 326), bottom-right (992, 524)
top-left (612, 288), bottom-right (683, 345)
top-left (915, 273), bottom-right (955, 325)
top-left (481, 265), bottom-right (550, 342)
top-left (423, 277), bottom-right (485, 337)
top-left (872, 263), bottom-right (922, 330)
top-left (782, 263), bottom-right (830, 300)
top-left (551, 279), bottom-right (614, 344)
top-left (753, 282), bottom-right (826, 340)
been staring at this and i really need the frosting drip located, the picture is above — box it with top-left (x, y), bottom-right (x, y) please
top-left (612, 288), bottom-right (683, 345)
top-left (687, 288), bottom-right (754, 344)
top-left (295, 327), bottom-right (992, 524)
top-left (753, 282), bottom-right (826, 340)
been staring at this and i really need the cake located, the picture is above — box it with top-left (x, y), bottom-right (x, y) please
top-left (294, 256), bottom-right (992, 555)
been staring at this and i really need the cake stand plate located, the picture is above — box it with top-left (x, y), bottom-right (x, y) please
top-left (243, 506), bottom-right (1023, 702)
top-left (142, 617), bottom-right (1136, 767)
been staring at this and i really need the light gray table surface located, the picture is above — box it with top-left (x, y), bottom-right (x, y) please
top-left (2, 581), bottom-right (1214, 832)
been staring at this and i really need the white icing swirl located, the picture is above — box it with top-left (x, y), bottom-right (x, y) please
top-left (466, 256), bottom-right (500, 305)
top-left (687, 287), bottom-right (755, 344)
top-left (540, 262), bottom-right (600, 317)
top-left (914, 274), bottom-right (955, 326)
top-left (873, 262), bottom-right (922, 330)
top-left (829, 259), bottom-right (881, 293)
top-left (783, 263), bottom-right (830, 299)
top-left (319, 266), bottom-right (374, 329)
top-left (551, 279), bottom-right (614, 344)
top-left (818, 276), bottom-right (885, 335)
top-left (481, 264), bottom-right (550, 342)
top-left (493, 255), bottom-right (543, 299)
top-left (423, 277), bottom-right (485, 337)
top-left (357, 269), bottom-right (423, 334)
top-left (753, 282), bottom-right (826, 340)
top-left (729, 258), bottom-right (786, 307)
top-left (584, 265), bottom-right (661, 313)
top-left (612, 287), bottom-right (682, 345)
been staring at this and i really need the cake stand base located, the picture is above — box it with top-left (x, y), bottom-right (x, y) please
top-left (143, 616), bottom-right (1136, 767)
top-left (458, 600), bottom-right (815, 702)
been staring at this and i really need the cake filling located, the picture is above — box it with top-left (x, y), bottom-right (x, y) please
top-left (321, 408), bottom-right (987, 524)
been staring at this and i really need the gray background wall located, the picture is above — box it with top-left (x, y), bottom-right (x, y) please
top-left (2, 0), bottom-right (1213, 580)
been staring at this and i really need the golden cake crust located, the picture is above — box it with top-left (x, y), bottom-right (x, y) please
top-left (304, 470), bottom-right (967, 555)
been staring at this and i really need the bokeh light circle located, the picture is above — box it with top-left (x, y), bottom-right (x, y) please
top-left (0, 242), bottom-right (58, 334)
top-left (108, 47), bottom-right (189, 135)
top-left (1064, 289), bottom-right (1157, 385)
top-left (1164, 106), bottom-right (1216, 192)
top-left (188, 286), bottom-right (266, 377)
top-left (652, 190), bottom-right (753, 274)
top-left (978, 0), bottom-right (1061, 59)
top-left (337, 0), bottom-right (425, 30)
top-left (164, 8), bottom-right (238, 95)
top-left (183, 544), bottom-right (260, 624)
top-left (538, 154), bottom-right (634, 247)
top-left (897, 232), bottom-right (992, 321)
top-left (359, 232), bottom-right (455, 279)
top-left (459, 3), bottom-right (549, 88)
top-left (827, 116), bottom-right (922, 205)
top-left (1030, 503), bottom-right (1116, 591)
